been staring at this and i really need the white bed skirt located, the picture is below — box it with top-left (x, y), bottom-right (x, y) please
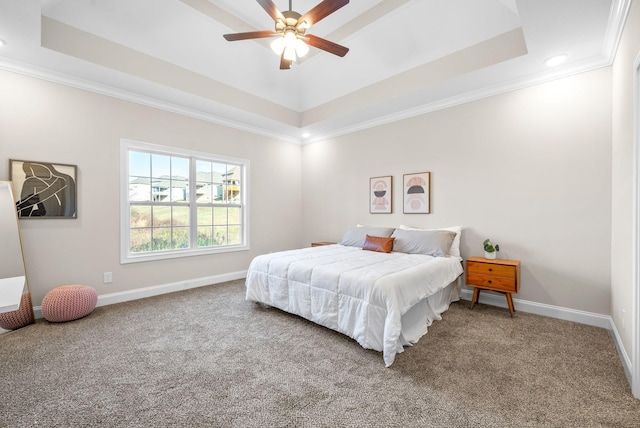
top-left (398, 278), bottom-right (461, 347)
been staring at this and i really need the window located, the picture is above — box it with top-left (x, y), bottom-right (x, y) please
top-left (120, 139), bottom-right (249, 263)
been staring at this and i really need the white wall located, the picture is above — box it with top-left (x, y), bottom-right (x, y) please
top-left (0, 70), bottom-right (303, 305)
top-left (611, 1), bottom-right (640, 373)
top-left (302, 67), bottom-right (612, 315)
top-left (0, 40), bottom-right (619, 327)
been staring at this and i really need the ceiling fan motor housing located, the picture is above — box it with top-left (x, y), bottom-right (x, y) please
top-left (276, 11), bottom-right (307, 37)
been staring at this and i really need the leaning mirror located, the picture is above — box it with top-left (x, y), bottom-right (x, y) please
top-left (0, 181), bottom-right (34, 330)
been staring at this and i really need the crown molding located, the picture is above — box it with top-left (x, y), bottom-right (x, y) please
top-left (0, 50), bottom-right (615, 148)
top-left (603, 0), bottom-right (633, 64)
top-left (0, 57), bottom-right (301, 145)
top-left (307, 54), bottom-right (613, 144)
top-left (306, 0), bottom-right (631, 143)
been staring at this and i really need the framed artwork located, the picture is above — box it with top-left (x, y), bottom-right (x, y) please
top-left (403, 172), bottom-right (430, 214)
top-left (370, 176), bottom-right (392, 214)
top-left (9, 159), bottom-right (77, 219)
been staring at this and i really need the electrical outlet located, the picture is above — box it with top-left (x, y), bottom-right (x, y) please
top-left (103, 272), bottom-right (113, 284)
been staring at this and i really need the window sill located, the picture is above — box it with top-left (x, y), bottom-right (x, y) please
top-left (120, 244), bottom-right (250, 264)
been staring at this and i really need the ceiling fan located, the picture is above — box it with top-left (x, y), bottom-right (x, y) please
top-left (223, 0), bottom-right (350, 70)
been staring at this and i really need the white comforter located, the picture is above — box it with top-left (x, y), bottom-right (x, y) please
top-left (245, 244), bottom-right (463, 366)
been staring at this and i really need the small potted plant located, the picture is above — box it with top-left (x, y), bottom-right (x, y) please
top-left (483, 239), bottom-right (500, 260)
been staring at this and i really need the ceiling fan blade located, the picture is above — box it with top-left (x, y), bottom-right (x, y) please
top-left (280, 52), bottom-right (293, 70)
top-left (223, 30), bottom-right (278, 41)
top-left (303, 34), bottom-right (349, 57)
top-left (299, 0), bottom-right (349, 28)
top-left (257, 0), bottom-right (284, 22)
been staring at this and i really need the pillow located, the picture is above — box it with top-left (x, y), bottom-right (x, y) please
top-left (362, 235), bottom-right (395, 253)
top-left (391, 229), bottom-right (456, 257)
top-left (339, 226), bottom-right (395, 247)
top-left (399, 225), bottom-right (462, 258)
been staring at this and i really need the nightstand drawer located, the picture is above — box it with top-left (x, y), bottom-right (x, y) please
top-left (466, 273), bottom-right (517, 293)
top-left (467, 261), bottom-right (515, 278)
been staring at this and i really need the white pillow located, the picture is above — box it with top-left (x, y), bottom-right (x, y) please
top-left (399, 225), bottom-right (462, 258)
top-left (340, 226), bottom-right (396, 247)
top-left (391, 229), bottom-right (456, 257)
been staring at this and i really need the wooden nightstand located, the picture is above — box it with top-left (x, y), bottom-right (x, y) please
top-left (311, 241), bottom-right (336, 247)
top-left (466, 257), bottom-right (520, 317)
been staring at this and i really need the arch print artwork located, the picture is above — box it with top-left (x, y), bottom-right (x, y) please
top-left (403, 172), bottom-right (430, 214)
top-left (370, 176), bottom-right (392, 214)
top-left (9, 159), bottom-right (77, 219)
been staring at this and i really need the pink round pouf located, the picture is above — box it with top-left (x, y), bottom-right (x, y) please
top-left (0, 292), bottom-right (35, 330)
top-left (41, 285), bottom-right (98, 323)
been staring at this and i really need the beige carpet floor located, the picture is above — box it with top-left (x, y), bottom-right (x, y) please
top-left (1, 279), bottom-right (639, 427)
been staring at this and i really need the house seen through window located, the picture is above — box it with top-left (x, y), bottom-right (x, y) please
top-left (121, 140), bottom-right (249, 263)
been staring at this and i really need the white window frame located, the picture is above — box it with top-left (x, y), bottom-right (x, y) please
top-left (120, 139), bottom-right (249, 264)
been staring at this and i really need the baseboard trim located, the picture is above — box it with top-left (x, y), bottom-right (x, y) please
top-left (609, 318), bottom-right (633, 385)
top-left (32, 270), bottom-right (247, 319)
top-left (460, 289), bottom-right (610, 327)
top-left (460, 288), bottom-right (632, 382)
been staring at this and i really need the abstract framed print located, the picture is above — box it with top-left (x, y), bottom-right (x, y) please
top-left (370, 176), bottom-right (392, 214)
top-left (403, 172), bottom-right (430, 214)
top-left (9, 159), bottom-right (77, 218)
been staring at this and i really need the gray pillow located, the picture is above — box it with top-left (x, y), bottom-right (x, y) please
top-left (390, 229), bottom-right (456, 257)
top-left (339, 226), bottom-right (396, 247)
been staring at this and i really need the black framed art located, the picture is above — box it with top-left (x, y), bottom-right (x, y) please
top-left (9, 159), bottom-right (77, 218)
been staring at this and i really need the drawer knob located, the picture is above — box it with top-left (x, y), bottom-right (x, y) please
top-left (488, 268), bottom-right (493, 272)
top-left (488, 280), bottom-right (492, 284)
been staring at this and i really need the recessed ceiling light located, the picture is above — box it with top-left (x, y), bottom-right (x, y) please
top-left (0, 39), bottom-right (7, 47)
top-left (544, 54), bottom-right (568, 68)
top-left (301, 132), bottom-right (311, 138)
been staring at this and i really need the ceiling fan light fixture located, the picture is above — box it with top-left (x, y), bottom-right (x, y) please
top-left (223, 0), bottom-right (351, 70)
top-left (273, 29), bottom-right (308, 60)
top-left (270, 37), bottom-right (285, 55)
top-left (294, 38), bottom-right (309, 58)
top-left (284, 31), bottom-right (297, 48)
top-left (283, 46), bottom-right (297, 61)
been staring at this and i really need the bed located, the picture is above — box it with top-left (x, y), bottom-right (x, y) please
top-left (245, 225), bottom-right (464, 366)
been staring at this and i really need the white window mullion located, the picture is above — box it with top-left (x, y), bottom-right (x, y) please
top-left (189, 157), bottom-right (198, 250)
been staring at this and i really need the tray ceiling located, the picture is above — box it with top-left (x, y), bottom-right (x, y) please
top-left (0, 0), bottom-right (630, 143)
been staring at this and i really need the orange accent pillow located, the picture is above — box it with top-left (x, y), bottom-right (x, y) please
top-left (362, 235), bottom-right (395, 253)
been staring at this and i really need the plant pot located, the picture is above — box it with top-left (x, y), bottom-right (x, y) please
top-left (484, 251), bottom-right (497, 260)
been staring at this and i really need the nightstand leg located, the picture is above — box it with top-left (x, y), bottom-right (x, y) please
top-left (506, 293), bottom-right (515, 317)
top-left (470, 288), bottom-right (480, 309)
